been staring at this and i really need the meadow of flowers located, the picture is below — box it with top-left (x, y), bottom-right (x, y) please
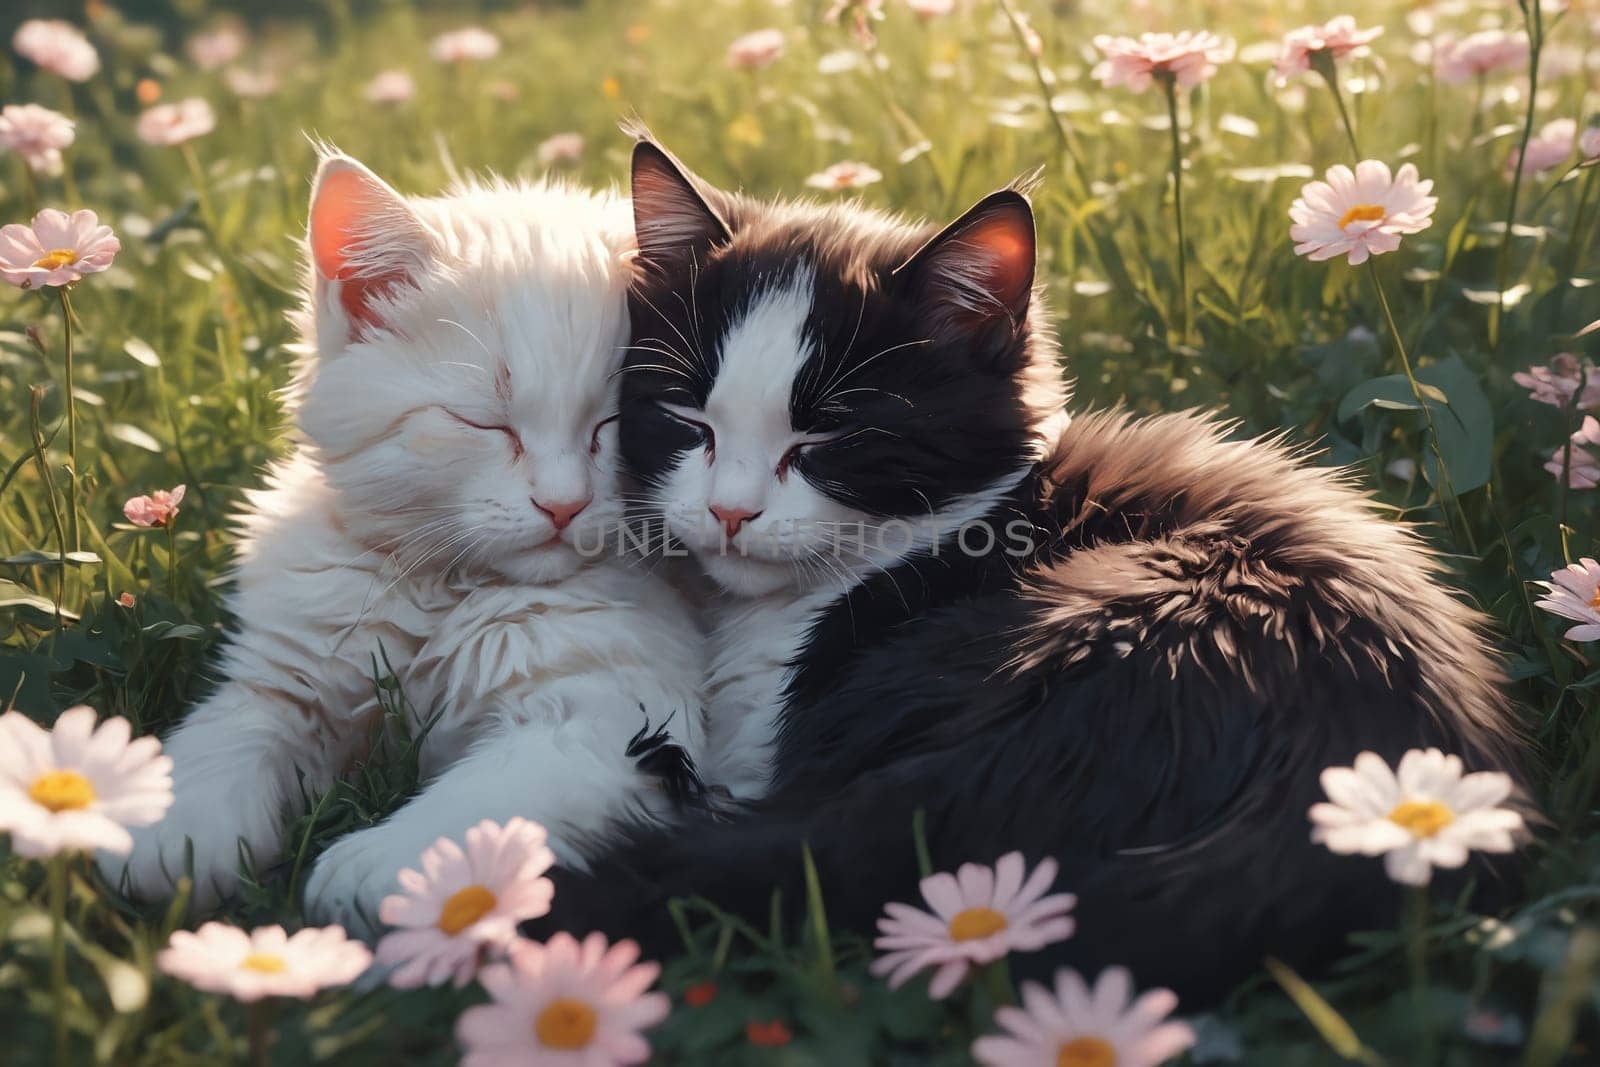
top-left (2, 0), bottom-right (1600, 1062)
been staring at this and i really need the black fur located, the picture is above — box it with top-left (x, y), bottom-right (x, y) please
top-left (541, 142), bottom-right (1531, 1004)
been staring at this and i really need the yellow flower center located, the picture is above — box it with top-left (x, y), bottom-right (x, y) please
top-left (1387, 799), bottom-right (1455, 838)
top-left (948, 906), bottom-right (1008, 942)
top-left (1058, 1036), bottom-right (1118, 1067)
top-left (535, 997), bottom-right (598, 1050)
top-left (28, 769), bottom-right (96, 813)
top-left (1589, 587), bottom-right (1600, 611)
top-left (437, 884), bottom-right (498, 935)
top-left (239, 953), bottom-right (288, 974)
top-left (32, 248), bottom-right (79, 271)
top-left (1338, 204), bottom-right (1387, 230)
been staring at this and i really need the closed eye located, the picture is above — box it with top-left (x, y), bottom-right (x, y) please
top-left (658, 403), bottom-right (715, 455)
top-left (777, 433), bottom-right (844, 481)
top-left (446, 410), bottom-right (524, 459)
top-left (590, 414), bottom-right (618, 455)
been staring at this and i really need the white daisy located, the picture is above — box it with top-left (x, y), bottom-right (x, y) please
top-left (0, 706), bottom-right (172, 859)
top-left (374, 817), bottom-right (556, 989)
top-left (1309, 749), bottom-right (1525, 886)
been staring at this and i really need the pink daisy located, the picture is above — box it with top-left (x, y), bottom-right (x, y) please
top-left (1091, 32), bottom-right (1235, 93)
top-left (364, 69), bottom-right (416, 104)
top-left (973, 966), bottom-right (1196, 1067)
top-left (0, 104), bottom-right (75, 175)
top-left (0, 208), bottom-right (120, 290)
top-left (158, 923), bottom-right (372, 1002)
top-left (375, 817), bottom-right (556, 989)
top-left (726, 28), bottom-right (785, 70)
top-left (13, 20), bottom-right (100, 83)
top-left (431, 27), bottom-right (501, 64)
top-left (123, 485), bottom-right (186, 528)
top-left (537, 132), bottom-right (585, 167)
top-left (1545, 416), bottom-right (1600, 489)
top-left (185, 26), bottom-right (245, 71)
top-left (805, 161), bottom-right (884, 191)
top-left (136, 98), bottom-right (215, 147)
top-left (1435, 31), bottom-right (1529, 85)
top-left (224, 69), bottom-right (280, 99)
top-left (456, 932), bottom-right (670, 1065)
top-left (826, 0), bottom-right (887, 48)
top-left (871, 852), bottom-right (1076, 999)
top-left (1582, 125), bottom-right (1600, 163)
top-left (1510, 118), bottom-right (1576, 176)
top-left (1513, 353), bottom-right (1600, 410)
top-left (1289, 161), bottom-right (1437, 265)
top-left (1274, 16), bottom-right (1383, 85)
top-left (1536, 558), bottom-right (1600, 641)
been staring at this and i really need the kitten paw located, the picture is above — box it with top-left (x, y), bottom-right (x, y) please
top-left (303, 823), bottom-right (432, 938)
top-left (98, 791), bottom-right (277, 910)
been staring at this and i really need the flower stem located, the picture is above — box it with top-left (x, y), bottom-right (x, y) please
top-left (247, 1000), bottom-right (272, 1067)
top-left (57, 287), bottom-right (79, 554)
top-left (29, 386), bottom-right (68, 637)
top-left (1367, 261), bottom-right (1475, 551)
top-left (179, 143), bottom-right (219, 239)
top-left (48, 854), bottom-right (69, 1065)
top-left (1557, 368), bottom-right (1587, 536)
top-left (1490, 1), bottom-right (1544, 352)
top-left (19, 160), bottom-right (40, 215)
top-left (1315, 59), bottom-right (1361, 157)
top-left (1161, 76), bottom-right (1191, 347)
top-left (996, 0), bottom-right (1090, 196)
top-left (981, 958), bottom-right (1016, 1008)
top-left (165, 522), bottom-right (178, 601)
top-left (1548, 166), bottom-right (1597, 336)
top-left (1408, 888), bottom-right (1435, 1066)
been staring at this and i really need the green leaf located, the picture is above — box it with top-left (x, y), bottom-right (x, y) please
top-left (0, 650), bottom-right (55, 712)
top-left (1263, 957), bottom-right (1384, 1065)
top-left (1417, 355), bottom-right (1494, 494)
top-left (122, 338), bottom-right (160, 367)
top-left (141, 621), bottom-right (210, 642)
top-left (1336, 377), bottom-right (1447, 421)
top-left (0, 550), bottom-right (103, 567)
top-left (78, 942), bottom-right (149, 1014)
top-left (0, 578), bottom-right (61, 615)
top-left (1337, 357), bottom-right (1493, 493)
top-left (107, 424), bottom-right (163, 453)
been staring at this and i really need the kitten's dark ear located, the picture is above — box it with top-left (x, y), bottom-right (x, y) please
top-left (630, 141), bottom-right (730, 276)
top-left (308, 154), bottom-right (431, 343)
top-left (893, 190), bottom-right (1036, 361)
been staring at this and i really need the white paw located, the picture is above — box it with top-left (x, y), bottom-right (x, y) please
top-left (304, 820), bottom-right (437, 938)
top-left (98, 785), bottom-right (279, 910)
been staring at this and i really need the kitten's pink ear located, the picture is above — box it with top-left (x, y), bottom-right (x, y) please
top-left (308, 155), bottom-right (430, 340)
top-left (893, 191), bottom-right (1036, 359)
top-left (630, 141), bottom-right (730, 276)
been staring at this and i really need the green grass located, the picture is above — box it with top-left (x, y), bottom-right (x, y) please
top-left (2, 0), bottom-right (1599, 1062)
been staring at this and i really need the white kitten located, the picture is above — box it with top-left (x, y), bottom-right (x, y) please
top-left (98, 153), bottom-right (706, 929)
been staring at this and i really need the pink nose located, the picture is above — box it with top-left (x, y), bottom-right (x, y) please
top-left (534, 496), bottom-right (590, 532)
top-left (710, 505), bottom-right (760, 539)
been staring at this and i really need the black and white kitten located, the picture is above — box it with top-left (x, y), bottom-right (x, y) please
top-left (555, 141), bottom-right (1528, 999)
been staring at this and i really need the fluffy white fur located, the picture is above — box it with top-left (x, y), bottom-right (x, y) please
top-left (98, 155), bottom-right (706, 927)
top-left (653, 270), bottom-right (1023, 798)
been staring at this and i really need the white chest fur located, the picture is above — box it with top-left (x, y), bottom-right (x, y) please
top-left (703, 587), bottom-right (837, 799)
